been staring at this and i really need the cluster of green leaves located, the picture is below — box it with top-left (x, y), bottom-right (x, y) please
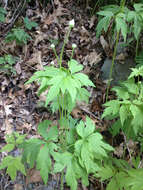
top-left (5, 28), bottom-right (31, 45)
top-left (20, 117), bottom-right (113, 189)
top-left (0, 132), bottom-right (26, 180)
top-left (26, 59), bottom-right (95, 113)
top-left (0, 54), bottom-right (18, 74)
top-left (96, 157), bottom-right (143, 190)
top-left (0, 6), bottom-right (6, 22)
top-left (96, 3), bottom-right (143, 42)
top-left (24, 17), bottom-right (38, 30)
top-left (102, 65), bottom-right (143, 138)
top-left (96, 4), bottom-right (128, 41)
top-left (127, 3), bottom-right (143, 40)
top-left (5, 16), bottom-right (37, 45)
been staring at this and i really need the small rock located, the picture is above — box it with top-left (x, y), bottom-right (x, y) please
top-left (101, 58), bottom-right (136, 85)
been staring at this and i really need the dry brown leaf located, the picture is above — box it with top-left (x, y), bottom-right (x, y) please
top-left (14, 184), bottom-right (23, 190)
top-left (15, 62), bottom-right (22, 74)
top-left (89, 15), bottom-right (96, 29)
top-left (71, 107), bottom-right (82, 119)
top-left (26, 168), bottom-right (42, 185)
top-left (4, 118), bottom-right (13, 135)
top-left (115, 52), bottom-right (128, 63)
top-left (26, 50), bottom-right (42, 69)
top-left (100, 35), bottom-right (112, 57)
top-left (43, 0), bottom-right (69, 25)
top-left (83, 51), bottom-right (101, 66)
top-left (34, 32), bottom-right (46, 46)
top-left (4, 104), bottom-right (12, 115)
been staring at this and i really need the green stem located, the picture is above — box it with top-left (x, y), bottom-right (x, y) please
top-left (136, 37), bottom-right (139, 57)
top-left (59, 28), bottom-right (71, 68)
top-left (90, 0), bottom-right (100, 16)
top-left (106, 31), bottom-right (120, 102)
top-left (53, 48), bottom-right (60, 65)
top-left (58, 95), bottom-right (61, 119)
top-left (106, 0), bottom-right (126, 102)
top-left (70, 48), bottom-right (74, 60)
top-left (120, 0), bottom-right (126, 9)
top-left (60, 170), bottom-right (64, 190)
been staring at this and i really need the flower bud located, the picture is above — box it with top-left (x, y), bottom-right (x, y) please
top-left (72, 43), bottom-right (77, 49)
top-left (51, 61), bottom-right (54, 65)
top-left (69, 19), bottom-right (75, 28)
top-left (50, 44), bottom-right (55, 49)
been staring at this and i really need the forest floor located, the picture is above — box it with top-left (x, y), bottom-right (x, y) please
top-left (0, 0), bottom-right (129, 189)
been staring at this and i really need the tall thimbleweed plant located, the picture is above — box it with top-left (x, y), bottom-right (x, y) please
top-left (0, 19), bottom-right (114, 190)
top-left (96, 0), bottom-right (127, 101)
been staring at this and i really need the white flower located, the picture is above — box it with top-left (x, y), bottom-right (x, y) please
top-left (50, 44), bottom-right (55, 49)
top-left (51, 61), bottom-right (54, 65)
top-left (69, 19), bottom-right (75, 28)
top-left (72, 43), bottom-right (77, 49)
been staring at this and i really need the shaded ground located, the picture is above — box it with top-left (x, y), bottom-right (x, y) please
top-left (0, 1), bottom-right (126, 189)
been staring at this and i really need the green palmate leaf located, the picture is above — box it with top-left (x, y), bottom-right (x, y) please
top-left (133, 16), bottom-right (141, 40)
top-left (110, 119), bottom-right (121, 136)
top-left (24, 17), bottom-right (38, 30)
top-left (46, 82), bottom-right (60, 105)
top-left (38, 120), bottom-right (51, 139)
top-left (134, 3), bottom-right (143, 12)
top-left (107, 171), bottom-right (129, 190)
top-left (68, 59), bottom-right (83, 74)
top-left (38, 77), bottom-right (49, 95)
top-left (0, 57), bottom-right (5, 64)
top-left (46, 126), bottom-right (58, 141)
top-left (21, 138), bottom-right (44, 168)
top-left (97, 10), bottom-right (114, 17)
top-left (97, 165), bottom-right (114, 181)
top-left (102, 100), bottom-right (120, 118)
top-left (60, 76), bottom-right (78, 103)
top-left (75, 139), bottom-right (101, 173)
top-left (107, 177), bottom-right (118, 190)
top-left (129, 66), bottom-right (143, 78)
top-left (102, 5), bottom-right (120, 14)
top-left (0, 144), bottom-right (15, 152)
top-left (26, 67), bottom-right (62, 84)
top-left (130, 104), bottom-right (143, 134)
top-left (96, 16), bottom-right (111, 37)
top-left (75, 117), bottom-right (114, 172)
top-left (73, 73), bottom-right (95, 87)
top-left (122, 79), bottom-right (138, 95)
top-left (36, 144), bottom-right (51, 184)
top-left (127, 11), bottom-right (136, 22)
top-left (116, 16), bottom-right (127, 41)
top-left (76, 117), bottom-right (95, 138)
top-left (65, 162), bottom-right (77, 190)
top-left (0, 7), bottom-right (7, 22)
top-left (77, 88), bottom-right (90, 103)
top-left (112, 86), bottom-right (130, 100)
top-left (126, 169), bottom-right (143, 190)
top-left (54, 152), bottom-right (89, 190)
top-left (5, 28), bottom-right (31, 45)
top-left (119, 105), bottom-right (128, 126)
top-left (0, 156), bottom-right (26, 180)
top-left (88, 133), bottom-right (114, 158)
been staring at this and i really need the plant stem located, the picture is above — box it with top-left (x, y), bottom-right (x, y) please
top-left (59, 28), bottom-right (71, 68)
top-left (60, 170), bottom-right (64, 190)
top-left (106, 31), bottom-right (120, 102)
top-left (136, 37), bottom-right (139, 57)
top-left (53, 48), bottom-right (60, 65)
top-left (70, 48), bottom-right (74, 60)
top-left (106, 0), bottom-right (126, 102)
